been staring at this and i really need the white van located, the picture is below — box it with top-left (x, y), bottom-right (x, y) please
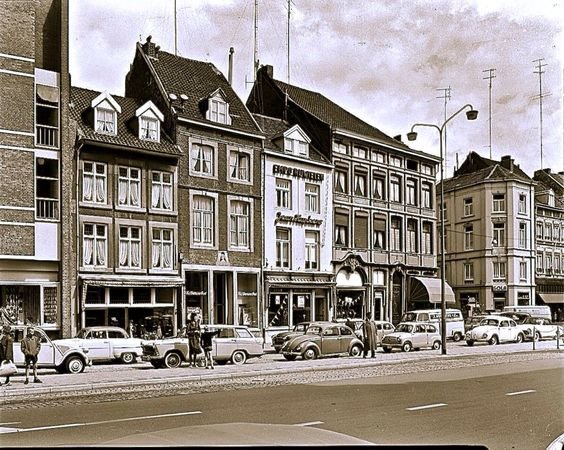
top-left (401, 308), bottom-right (465, 341)
top-left (503, 305), bottom-right (552, 320)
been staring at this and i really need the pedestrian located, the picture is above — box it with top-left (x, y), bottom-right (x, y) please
top-left (345, 311), bottom-right (355, 334)
top-left (0, 325), bottom-right (15, 386)
top-left (362, 312), bottom-right (378, 358)
top-left (21, 327), bottom-right (42, 384)
top-left (186, 312), bottom-right (202, 367)
top-left (200, 326), bottom-right (219, 369)
top-left (156, 324), bottom-right (163, 339)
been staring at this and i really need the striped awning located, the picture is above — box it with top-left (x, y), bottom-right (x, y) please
top-left (410, 276), bottom-right (455, 304)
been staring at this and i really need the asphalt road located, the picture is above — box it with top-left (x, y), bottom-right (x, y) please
top-left (1, 357), bottom-right (562, 448)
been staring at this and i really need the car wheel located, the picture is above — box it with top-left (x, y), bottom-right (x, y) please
top-left (488, 335), bottom-right (499, 345)
top-left (453, 333), bottom-right (462, 342)
top-left (120, 352), bottom-right (136, 364)
top-left (401, 341), bottom-right (412, 352)
top-left (466, 340), bottom-right (474, 346)
top-left (432, 340), bottom-right (441, 350)
top-left (231, 350), bottom-right (247, 365)
top-left (65, 356), bottom-right (85, 374)
top-left (151, 361), bottom-right (162, 369)
top-left (383, 347), bottom-right (392, 353)
top-left (164, 352), bottom-right (182, 368)
top-left (349, 344), bottom-right (362, 357)
top-left (515, 333), bottom-right (524, 344)
top-left (303, 348), bottom-right (318, 360)
top-left (283, 354), bottom-right (297, 361)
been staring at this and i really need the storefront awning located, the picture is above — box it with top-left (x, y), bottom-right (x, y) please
top-left (410, 276), bottom-right (455, 304)
top-left (80, 275), bottom-right (184, 288)
top-left (537, 293), bottom-right (564, 304)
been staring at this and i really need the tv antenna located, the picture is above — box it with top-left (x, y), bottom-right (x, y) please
top-left (482, 68), bottom-right (496, 159)
top-left (533, 58), bottom-right (550, 169)
top-left (437, 86), bottom-right (451, 172)
top-left (245, 0), bottom-right (259, 89)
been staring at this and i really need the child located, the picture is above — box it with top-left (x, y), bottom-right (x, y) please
top-left (200, 326), bottom-right (218, 369)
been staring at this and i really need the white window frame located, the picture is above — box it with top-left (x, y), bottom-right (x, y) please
top-left (406, 178), bottom-right (417, 206)
top-left (192, 194), bottom-right (215, 247)
top-left (464, 262), bottom-right (474, 282)
top-left (464, 198), bottom-right (473, 216)
top-left (333, 142), bottom-right (348, 155)
top-left (95, 108), bottom-right (117, 135)
top-left (207, 97), bottom-right (231, 125)
top-left (82, 223), bottom-right (108, 269)
top-left (354, 171), bottom-right (367, 197)
top-left (464, 225), bottom-right (474, 250)
top-left (151, 170), bottom-right (174, 211)
top-left (190, 140), bottom-right (217, 178)
top-left (518, 194), bottom-right (527, 214)
top-left (493, 222), bottom-right (506, 247)
top-left (140, 116), bottom-right (159, 141)
top-left (493, 261), bottom-right (506, 280)
top-left (228, 147), bottom-right (252, 183)
top-left (520, 261), bottom-right (527, 281)
top-left (118, 225), bottom-right (142, 269)
top-left (422, 222), bottom-right (432, 255)
top-left (151, 227), bottom-right (174, 270)
top-left (117, 166), bottom-right (141, 208)
top-left (82, 161), bottom-right (107, 204)
top-left (228, 197), bottom-right (252, 251)
top-left (275, 228), bottom-right (291, 268)
top-left (492, 193), bottom-right (505, 212)
top-left (335, 168), bottom-right (348, 194)
top-left (406, 219), bottom-right (417, 253)
top-left (305, 231), bottom-right (319, 270)
top-left (373, 174), bottom-right (385, 200)
top-left (276, 178), bottom-right (292, 209)
top-left (391, 216), bottom-right (402, 252)
top-left (390, 175), bottom-right (401, 202)
top-left (422, 182), bottom-right (432, 208)
top-left (518, 223), bottom-right (527, 249)
top-left (305, 183), bottom-right (320, 214)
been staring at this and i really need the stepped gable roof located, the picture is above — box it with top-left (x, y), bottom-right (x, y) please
top-left (272, 78), bottom-right (411, 151)
top-left (70, 86), bottom-right (181, 156)
top-left (252, 113), bottom-right (329, 164)
top-left (442, 151), bottom-right (532, 191)
top-left (148, 50), bottom-right (262, 135)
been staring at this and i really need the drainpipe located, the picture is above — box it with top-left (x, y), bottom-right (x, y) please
top-left (75, 141), bottom-right (84, 331)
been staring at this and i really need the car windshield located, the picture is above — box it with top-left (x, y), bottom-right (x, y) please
top-left (305, 326), bottom-right (323, 335)
top-left (402, 313), bottom-right (417, 322)
top-left (295, 323), bottom-right (309, 332)
top-left (522, 317), bottom-right (544, 325)
top-left (75, 329), bottom-right (88, 338)
top-left (480, 318), bottom-right (500, 326)
top-left (396, 324), bottom-right (413, 333)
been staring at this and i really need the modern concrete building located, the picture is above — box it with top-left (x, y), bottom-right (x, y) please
top-left (247, 65), bottom-right (443, 324)
top-left (0, 0), bottom-right (70, 337)
top-left (533, 168), bottom-right (564, 320)
top-left (440, 152), bottom-right (536, 315)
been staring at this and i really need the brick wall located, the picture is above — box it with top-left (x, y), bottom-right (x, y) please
top-left (0, 149), bottom-right (34, 207)
top-left (0, 73), bottom-right (34, 134)
top-left (0, 0), bottom-right (35, 59)
top-left (0, 224), bottom-right (34, 255)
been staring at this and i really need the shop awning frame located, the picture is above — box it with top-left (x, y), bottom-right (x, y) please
top-left (537, 293), bottom-right (564, 305)
top-left (80, 275), bottom-right (184, 288)
top-left (410, 276), bottom-right (455, 304)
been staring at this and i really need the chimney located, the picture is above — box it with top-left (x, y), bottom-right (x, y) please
top-left (262, 64), bottom-right (273, 79)
top-left (142, 35), bottom-right (158, 59)
top-left (228, 47), bottom-right (234, 86)
top-left (500, 155), bottom-right (514, 172)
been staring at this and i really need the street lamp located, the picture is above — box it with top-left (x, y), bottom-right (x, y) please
top-left (407, 104), bottom-right (478, 355)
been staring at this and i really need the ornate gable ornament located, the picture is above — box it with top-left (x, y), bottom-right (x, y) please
top-left (344, 255), bottom-right (360, 272)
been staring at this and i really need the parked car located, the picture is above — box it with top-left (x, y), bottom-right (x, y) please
top-left (272, 322), bottom-right (311, 353)
top-left (142, 324), bottom-right (264, 368)
top-left (374, 320), bottom-right (396, 341)
top-left (381, 322), bottom-right (441, 353)
top-left (53, 326), bottom-right (143, 364)
top-left (401, 308), bottom-right (465, 341)
top-left (464, 315), bottom-right (488, 332)
top-left (333, 318), bottom-right (364, 339)
top-left (465, 315), bottom-right (525, 346)
top-left (496, 311), bottom-right (531, 324)
top-left (515, 317), bottom-right (564, 341)
top-left (503, 305), bottom-right (551, 320)
top-left (11, 325), bottom-right (91, 374)
top-left (280, 322), bottom-right (363, 361)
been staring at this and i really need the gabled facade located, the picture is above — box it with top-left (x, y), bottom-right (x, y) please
top-left (441, 152), bottom-right (536, 315)
top-left (248, 65), bottom-right (442, 324)
top-left (253, 113), bottom-right (334, 336)
top-left (533, 168), bottom-right (564, 320)
top-left (0, 0), bottom-right (70, 337)
top-left (125, 37), bottom-right (265, 329)
top-left (69, 87), bottom-right (183, 336)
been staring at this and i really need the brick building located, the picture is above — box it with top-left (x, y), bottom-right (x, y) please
top-left (125, 38), bottom-right (265, 328)
top-left (0, 0), bottom-right (70, 336)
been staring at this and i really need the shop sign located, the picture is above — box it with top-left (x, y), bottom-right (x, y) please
top-left (297, 295), bottom-right (305, 308)
top-left (273, 164), bottom-right (324, 181)
top-left (492, 284), bottom-right (507, 292)
top-left (275, 211), bottom-right (323, 226)
top-left (238, 291), bottom-right (257, 297)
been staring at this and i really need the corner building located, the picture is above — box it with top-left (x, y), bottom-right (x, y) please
top-left (125, 38), bottom-right (264, 328)
top-left (248, 65), bottom-right (443, 324)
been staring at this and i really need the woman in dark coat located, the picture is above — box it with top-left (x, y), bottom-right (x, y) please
top-left (186, 313), bottom-right (202, 367)
top-left (0, 325), bottom-right (15, 386)
top-left (362, 312), bottom-right (378, 358)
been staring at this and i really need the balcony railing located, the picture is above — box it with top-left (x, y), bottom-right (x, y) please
top-left (36, 125), bottom-right (58, 148)
top-left (36, 198), bottom-right (59, 220)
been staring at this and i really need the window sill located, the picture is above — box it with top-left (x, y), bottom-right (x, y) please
top-left (115, 205), bottom-right (144, 212)
top-left (148, 208), bottom-right (177, 216)
top-left (79, 202), bottom-right (111, 210)
top-left (79, 267), bottom-right (113, 272)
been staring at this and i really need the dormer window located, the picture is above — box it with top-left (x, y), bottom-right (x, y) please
top-left (136, 100), bottom-right (163, 142)
top-left (282, 125), bottom-right (311, 157)
top-left (91, 92), bottom-right (121, 137)
top-left (206, 89), bottom-right (231, 125)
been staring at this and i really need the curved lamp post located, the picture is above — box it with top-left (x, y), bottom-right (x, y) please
top-left (407, 104), bottom-right (478, 355)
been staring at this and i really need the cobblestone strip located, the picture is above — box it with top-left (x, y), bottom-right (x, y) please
top-left (2, 351), bottom-right (561, 410)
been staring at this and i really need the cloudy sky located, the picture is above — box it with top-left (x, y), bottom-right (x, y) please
top-left (69, 0), bottom-right (563, 178)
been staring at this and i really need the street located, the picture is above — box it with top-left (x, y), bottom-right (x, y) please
top-left (1, 350), bottom-right (562, 448)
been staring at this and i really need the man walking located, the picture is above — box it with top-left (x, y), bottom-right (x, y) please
top-left (21, 328), bottom-right (42, 384)
top-left (362, 312), bottom-right (378, 358)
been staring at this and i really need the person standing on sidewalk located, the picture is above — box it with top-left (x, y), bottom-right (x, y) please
top-left (200, 326), bottom-right (219, 369)
top-left (362, 312), bottom-right (378, 358)
top-left (0, 325), bottom-right (15, 386)
top-left (187, 313), bottom-right (202, 367)
top-left (21, 328), bottom-right (42, 384)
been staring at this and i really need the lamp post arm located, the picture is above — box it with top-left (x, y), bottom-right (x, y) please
top-left (409, 123), bottom-right (441, 135)
top-left (441, 103), bottom-right (474, 132)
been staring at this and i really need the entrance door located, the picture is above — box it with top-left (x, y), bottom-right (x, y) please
top-left (392, 272), bottom-right (403, 324)
top-left (214, 273), bottom-right (226, 324)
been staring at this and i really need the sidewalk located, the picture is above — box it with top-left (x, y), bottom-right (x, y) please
top-left (2, 339), bottom-right (562, 403)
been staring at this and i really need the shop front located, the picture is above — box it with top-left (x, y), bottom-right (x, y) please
top-left (335, 265), bottom-right (367, 320)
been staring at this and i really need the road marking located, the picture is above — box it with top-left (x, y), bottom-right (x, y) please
top-left (506, 390), bottom-right (536, 396)
top-left (0, 411), bottom-right (202, 434)
top-left (295, 421), bottom-right (324, 427)
top-left (406, 403), bottom-right (448, 411)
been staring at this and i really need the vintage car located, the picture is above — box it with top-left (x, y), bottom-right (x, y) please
top-left (280, 321), bottom-right (363, 361)
top-left (464, 315), bottom-right (488, 332)
top-left (465, 315), bottom-right (525, 346)
top-left (142, 324), bottom-right (264, 368)
top-left (53, 326), bottom-right (143, 364)
top-left (496, 311), bottom-right (531, 324)
top-left (515, 317), bottom-right (564, 341)
top-left (332, 319), bottom-right (396, 341)
top-left (381, 322), bottom-right (441, 353)
top-left (11, 325), bottom-right (91, 374)
top-left (271, 322), bottom-right (311, 352)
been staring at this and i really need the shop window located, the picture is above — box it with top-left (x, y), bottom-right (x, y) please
top-left (292, 294), bottom-right (311, 324)
top-left (85, 286), bottom-right (105, 304)
top-left (156, 287), bottom-right (174, 304)
top-left (133, 287), bottom-right (151, 304)
top-left (268, 293), bottom-right (289, 327)
top-left (109, 287), bottom-right (129, 304)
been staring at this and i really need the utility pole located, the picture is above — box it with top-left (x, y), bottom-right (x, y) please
top-left (254, 0), bottom-right (259, 81)
top-left (174, 0), bottom-right (178, 56)
top-left (482, 68), bottom-right (496, 159)
top-left (287, 0), bottom-right (292, 84)
top-left (437, 86), bottom-right (451, 173)
top-left (533, 58), bottom-right (548, 169)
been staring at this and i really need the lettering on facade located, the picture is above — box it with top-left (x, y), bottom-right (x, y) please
top-left (275, 211), bottom-right (323, 226)
top-left (492, 284), bottom-right (507, 292)
top-left (272, 164), bottom-right (324, 181)
top-left (238, 291), bottom-right (257, 297)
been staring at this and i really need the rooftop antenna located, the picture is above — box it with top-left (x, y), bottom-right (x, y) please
top-left (245, 0), bottom-right (259, 89)
top-left (174, 0), bottom-right (178, 56)
top-left (437, 86), bottom-right (451, 173)
top-left (287, 0), bottom-right (293, 84)
top-left (482, 68), bottom-right (496, 159)
top-left (533, 58), bottom-right (549, 169)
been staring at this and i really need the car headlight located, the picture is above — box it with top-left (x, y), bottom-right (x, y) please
top-left (482, 333), bottom-right (488, 339)
top-left (465, 332), bottom-right (471, 339)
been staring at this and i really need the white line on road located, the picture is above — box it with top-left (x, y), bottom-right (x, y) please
top-left (0, 411), bottom-right (202, 434)
top-left (295, 421), bottom-right (324, 427)
top-left (406, 403), bottom-right (448, 411)
top-left (505, 390), bottom-right (536, 396)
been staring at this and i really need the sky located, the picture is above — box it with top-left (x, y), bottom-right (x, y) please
top-left (69, 0), bottom-right (563, 178)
